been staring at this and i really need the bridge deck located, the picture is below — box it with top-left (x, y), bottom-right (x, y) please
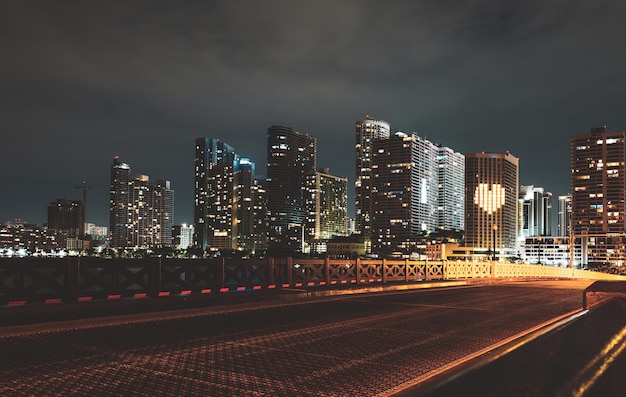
top-left (1, 280), bottom-right (591, 396)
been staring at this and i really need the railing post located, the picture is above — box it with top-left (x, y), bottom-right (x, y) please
top-left (405, 259), bottom-right (409, 282)
top-left (491, 259), bottom-right (496, 278)
top-left (356, 257), bottom-right (361, 284)
top-left (324, 256), bottom-right (330, 285)
top-left (268, 257), bottom-right (275, 286)
top-left (218, 257), bottom-right (226, 290)
top-left (382, 258), bottom-right (387, 284)
top-left (287, 257), bottom-right (293, 286)
top-left (66, 256), bottom-right (79, 303)
top-left (151, 256), bottom-right (162, 297)
top-left (425, 259), bottom-right (429, 281)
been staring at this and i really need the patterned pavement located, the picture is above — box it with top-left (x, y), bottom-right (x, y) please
top-left (0, 281), bottom-right (588, 396)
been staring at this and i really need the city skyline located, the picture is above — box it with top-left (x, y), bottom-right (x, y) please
top-left (3, 1), bottom-right (626, 227)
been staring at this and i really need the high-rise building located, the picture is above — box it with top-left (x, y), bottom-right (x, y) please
top-left (310, 168), bottom-right (348, 241)
top-left (109, 156), bottom-right (131, 248)
top-left (154, 179), bottom-right (174, 247)
top-left (355, 116), bottom-right (390, 237)
top-left (571, 126), bottom-right (626, 235)
top-left (251, 178), bottom-right (268, 254)
top-left (194, 137), bottom-right (237, 250)
top-left (266, 125), bottom-right (316, 255)
top-left (172, 224), bottom-right (194, 250)
top-left (571, 127), bottom-right (626, 268)
top-left (234, 158), bottom-right (254, 252)
top-left (109, 157), bottom-right (174, 249)
top-left (465, 152), bottom-right (519, 257)
top-left (557, 194), bottom-right (572, 237)
top-left (371, 132), bottom-right (439, 255)
top-left (519, 185), bottom-right (552, 237)
top-left (47, 199), bottom-right (84, 250)
top-left (437, 146), bottom-right (465, 231)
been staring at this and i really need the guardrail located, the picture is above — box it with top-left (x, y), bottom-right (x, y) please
top-left (1, 257), bottom-right (625, 306)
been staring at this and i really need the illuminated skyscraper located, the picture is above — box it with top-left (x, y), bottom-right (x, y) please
top-left (571, 127), bottom-right (626, 268)
top-left (519, 185), bottom-right (552, 237)
top-left (194, 138), bottom-right (237, 250)
top-left (309, 168), bottom-right (348, 241)
top-left (437, 146), bottom-right (465, 231)
top-left (557, 194), bottom-right (572, 237)
top-left (109, 156), bottom-right (131, 248)
top-left (371, 132), bottom-right (439, 255)
top-left (571, 127), bottom-right (626, 235)
top-left (465, 152), bottom-right (519, 256)
top-left (266, 125), bottom-right (316, 255)
top-left (47, 199), bottom-right (84, 250)
top-left (234, 158), bottom-right (256, 253)
top-left (109, 158), bottom-right (174, 249)
top-left (355, 116), bottom-right (390, 237)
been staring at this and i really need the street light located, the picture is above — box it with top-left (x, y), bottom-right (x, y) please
top-left (537, 235), bottom-right (542, 265)
top-left (492, 224), bottom-right (497, 261)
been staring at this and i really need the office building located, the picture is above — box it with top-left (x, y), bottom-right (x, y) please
top-left (355, 116), bottom-right (390, 237)
top-left (309, 168), bottom-right (348, 242)
top-left (266, 125), bottom-right (316, 255)
top-left (47, 199), bottom-right (84, 250)
top-left (173, 224), bottom-right (194, 250)
top-left (371, 132), bottom-right (439, 255)
top-left (109, 157), bottom-right (174, 249)
top-left (437, 146), bottom-right (465, 231)
top-left (234, 158), bottom-right (255, 253)
top-left (194, 137), bottom-right (237, 250)
top-left (519, 185), bottom-right (552, 237)
top-left (109, 156), bottom-right (131, 248)
top-left (465, 152), bottom-right (519, 257)
top-left (571, 126), bottom-right (626, 268)
top-left (557, 194), bottom-right (572, 237)
top-left (571, 126), bottom-right (626, 235)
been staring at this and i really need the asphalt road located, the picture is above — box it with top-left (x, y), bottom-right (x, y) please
top-left (0, 280), bottom-right (593, 396)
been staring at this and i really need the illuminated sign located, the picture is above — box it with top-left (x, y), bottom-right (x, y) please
top-left (474, 183), bottom-right (506, 214)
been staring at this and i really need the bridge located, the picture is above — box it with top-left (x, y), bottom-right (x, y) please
top-left (1, 257), bottom-right (623, 306)
top-left (2, 258), bottom-right (626, 396)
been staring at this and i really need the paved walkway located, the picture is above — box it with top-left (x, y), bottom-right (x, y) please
top-left (1, 280), bottom-right (592, 396)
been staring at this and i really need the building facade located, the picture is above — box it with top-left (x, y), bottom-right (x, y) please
top-left (355, 116), bottom-right (390, 237)
top-left (194, 137), bottom-right (237, 250)
top-left (465, 152), bottom-right (519, 257)
top-left (308, 168), bottom-right (348, 247)
top-left (109, 157), bottom-right (174, 249)
top-left (266, 126), bottom-right (317, 255)
top-left (109, 156), bottom-right (131, 248)
top-left (557, 194), bottom-right (572, 237)
top-left (571, 126), bottom-right (626, 235)
top-left (571, 126), bottom-right (626, 268)
top-left (519, 185), bottom-right (552, 237)
top-left (47, 199), bottom-right (84, 250)
top-left (437, 146), bottom-right (465, 231)
top-left (370, 132), bottom-right (438, 255)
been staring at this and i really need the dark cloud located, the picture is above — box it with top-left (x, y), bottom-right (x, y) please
top-left (1, 0), bottom-right (625, 229)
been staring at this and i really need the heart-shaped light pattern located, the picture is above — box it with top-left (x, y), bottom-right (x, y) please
top-left (474, 183), bottom-right (506, 214)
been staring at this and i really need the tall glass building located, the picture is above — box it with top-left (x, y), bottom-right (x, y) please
top-left (109, 156), bottom-right (131, 248)
top-left (465, 152), bottom-right (519, 256)
top-left (194, 137), bottom-right (237, 250)
top-left (266, 125), bottom-right (316, 255)
top-left (355, 116), bottom-right (390, 237)
top-left (571, 127), bottom-right (626, 268)
top-left (571, 126), bottom-right (626, 235)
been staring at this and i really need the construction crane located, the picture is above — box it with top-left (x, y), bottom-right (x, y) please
top-left (74, 181), bottom-right (105, 247)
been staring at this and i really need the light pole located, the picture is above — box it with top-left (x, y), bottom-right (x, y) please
top-left (537, 235), bottom-right (542, 265)
top-left (492, 224), bottom-right (497, 261)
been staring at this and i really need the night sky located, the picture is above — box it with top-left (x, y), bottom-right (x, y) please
top-left (2, 1), bottom-right (626, 229)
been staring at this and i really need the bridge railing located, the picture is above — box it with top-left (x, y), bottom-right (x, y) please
top-left (1, 257), bottom-right (625, 306)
